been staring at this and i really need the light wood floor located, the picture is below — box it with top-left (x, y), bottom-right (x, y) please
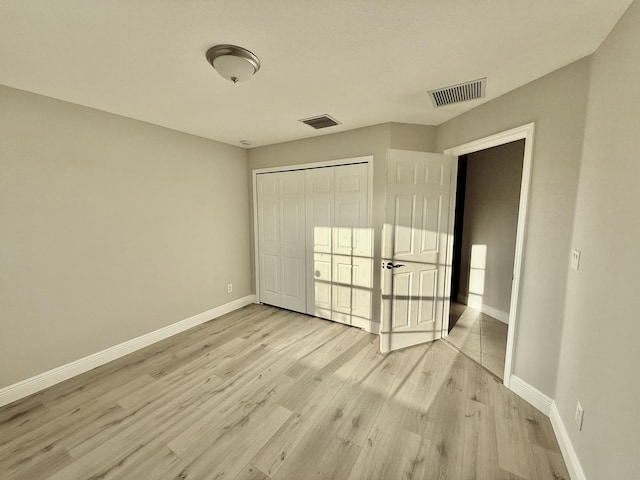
top-left (448, 302), bottom-right (509, 379)
top-left (0, 304), bottom-right (569, 480)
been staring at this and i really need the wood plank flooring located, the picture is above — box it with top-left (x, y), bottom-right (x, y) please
top-left (0, 304), bottom-right (570, 479)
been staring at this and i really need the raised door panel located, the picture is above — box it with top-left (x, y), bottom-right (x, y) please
top-left (332, 163), bottom-right (372, 327)
top-left (261, 254), bottom-right (280, 297)
top-left (417, 268), bottom-right (437, 324)
top-left (331, 254), bottom-right (372, 325)
top-left (312, 252), bottom-right (332, 320)
top-left (391, 271), bottom-right (412, 330)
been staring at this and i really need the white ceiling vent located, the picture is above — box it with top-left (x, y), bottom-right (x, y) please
top-left (299, 114), bottom-right (341, 129)
top-left (428, 78), bottom-right (486, 107)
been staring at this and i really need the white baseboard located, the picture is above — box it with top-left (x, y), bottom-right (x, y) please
top-left (508, 374), bottom-right (552, 415)
top-left (550, 402), bottom-right (587, 480)
top-left (0, 295), bottom-right (257, 408)
top-left (508, 375), bottom-right (586, 480)
top-left (457, 294), bottom-right (509, 324)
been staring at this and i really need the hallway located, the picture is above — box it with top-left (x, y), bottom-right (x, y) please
top-left (447, 302), bottom-right (508, 379)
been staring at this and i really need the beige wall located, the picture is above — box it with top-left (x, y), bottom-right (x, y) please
top-left (554, 1), bottom-right (640, 477)
top-left (458, 140), bottom-right (524, 316)
top-left (436, 58), bottom-right (591, 396)
top-left (389, 122), bottom-right (436, 151)
top-left (248, 122), bottom-right (436, 328)
top-left (0, 86), bottom-right (251, 389)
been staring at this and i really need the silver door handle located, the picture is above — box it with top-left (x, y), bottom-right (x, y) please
top-left (383, 261), bottom-right (405, 270)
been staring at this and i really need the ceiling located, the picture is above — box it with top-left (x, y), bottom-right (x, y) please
top-left (0, 1), bottom-right (633, 148)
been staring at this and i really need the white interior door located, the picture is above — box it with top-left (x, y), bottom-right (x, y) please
top-left (257, 170), bottom-right (306, 312)
top-left (380, 150), bottom-right (456, 352)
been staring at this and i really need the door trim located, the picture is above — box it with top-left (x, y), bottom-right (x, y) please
top-left (252, 156), bottom-right (374, 316)
top-left (443, 122), bottom-right (535, 388)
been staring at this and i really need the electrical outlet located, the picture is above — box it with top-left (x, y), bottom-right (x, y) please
top-left (227, 283), bottom-right (233, 293)
top-left (575, 401), bottom-right (584, 431)
top-left (571, 249), bottom-right (581, 271)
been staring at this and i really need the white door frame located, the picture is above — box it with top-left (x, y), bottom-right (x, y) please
top-left (252, 156), bottom-right (374, 310)
top-left (443, 123), bottom-right (534, 388)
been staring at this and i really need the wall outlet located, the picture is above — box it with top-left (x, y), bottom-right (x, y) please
top-left (571, 249), bottom-right (581, 271)
top-left (227, 283), bottom-right (233, 293)
top-left (575, 401), bottom-right (584, 430)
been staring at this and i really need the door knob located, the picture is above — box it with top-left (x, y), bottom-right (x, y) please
top-left (383, 261), bottom-right (405, 269)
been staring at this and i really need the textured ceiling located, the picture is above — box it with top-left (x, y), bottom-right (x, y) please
top-left (0, 0), bottom-right (633, 147)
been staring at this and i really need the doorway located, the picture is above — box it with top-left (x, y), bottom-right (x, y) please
top-left (444, 123), bottom-right (534, 387)
top-left (447, 140), bottom-right (525, 379)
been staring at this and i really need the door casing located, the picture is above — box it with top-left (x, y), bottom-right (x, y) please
top-left (443, 123), bottom-right (535, 387)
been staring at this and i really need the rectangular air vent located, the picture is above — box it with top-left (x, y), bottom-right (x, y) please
top-left (428, 78), bottom-right (486, 107)
top-left (299, 114), bottom-right (341, 129)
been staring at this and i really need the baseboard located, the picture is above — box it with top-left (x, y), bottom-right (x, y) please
top-left (457, 294), bottom-right (509, 324)
top-left (508, 374), bottom-right (553, 415)
top-left (550, 402), bottom-right (587, 480)
top-left (0, 294), bottom-right (257, 408)
top-left (508, 375), bottom-right (586, 480)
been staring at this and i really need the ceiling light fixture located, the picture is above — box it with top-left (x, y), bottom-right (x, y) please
top-left (206, 44), bottom-right (260, 84)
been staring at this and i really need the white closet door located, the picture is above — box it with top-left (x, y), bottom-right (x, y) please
top-left (257, 170), bottom-right (306, 313)
top-left (256, 174), bottom-right (281, 307)
top-left (304, 163), bottom-right (371, 327)
top-left (305, 168), bottom-right (334, 319)
top-left (280, 171), bottom-right (307, 311)
top-left (332, 164), bottom-right (372, 327)
top-left (258, 163), bottom-right (371, 329)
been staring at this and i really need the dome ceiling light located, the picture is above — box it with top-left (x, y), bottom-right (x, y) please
top-left (206, 44), bottom-right (261, 84)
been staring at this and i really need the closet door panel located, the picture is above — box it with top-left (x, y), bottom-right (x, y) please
top-left (257, 171), bottom-right (306, 313)
top-left (279, 171), bottom-right (306, 312)
top-left (257, 174), bottom-right (281, 307)
top-left (305, 168), bottom-right (334, 316)
top-left (332, 164), bottom-right (372, 325)
top-left (351, 255), bottom-right (373, 320)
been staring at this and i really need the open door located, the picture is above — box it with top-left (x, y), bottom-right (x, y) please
top-left (380, 149), bottom-right (457, 353)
